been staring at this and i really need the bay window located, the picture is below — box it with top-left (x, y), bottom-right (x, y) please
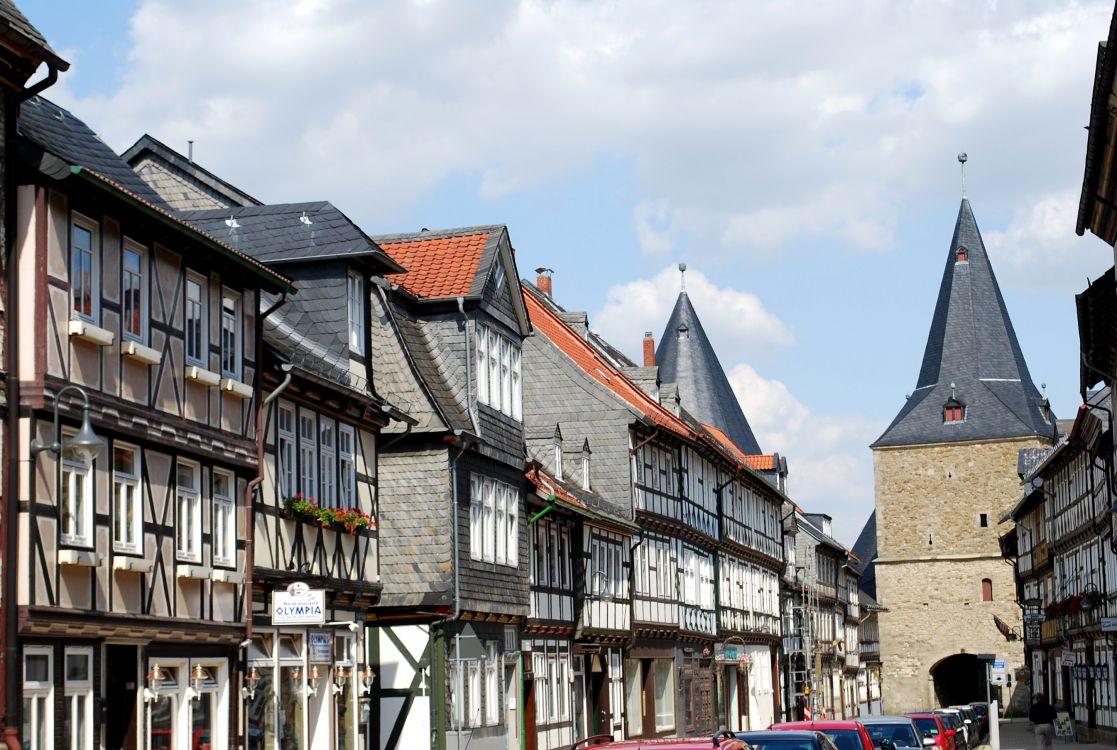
top-left (469, 475), bottom-right (519, 566)
top-left (475, 324), bottom-right (522, 420)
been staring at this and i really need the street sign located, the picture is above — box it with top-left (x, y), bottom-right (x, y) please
top-left (1101, 617), bottom-right (1117, 632)
top-left (1023, 613), bottom-right (1046, 623)
top-left (992, 660), bottom-right (1006, 671)
top-left (1062, 652), bottom-right (1077, 667)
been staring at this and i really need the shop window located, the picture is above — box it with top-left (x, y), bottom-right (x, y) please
top-left (65, 648), bottom-right (93, 750)
top-left (654, 659), bottom-right (676, 732)
top-left (625, 659), bottom-right (643, 736)
top-left (23, 646), bottom-right (53, 750)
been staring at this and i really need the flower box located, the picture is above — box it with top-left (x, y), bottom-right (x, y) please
top-left (282, 495), bottom-right (376, 536)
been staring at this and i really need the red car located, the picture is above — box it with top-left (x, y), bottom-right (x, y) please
top-left (906, 714), bottom-right (954, 750)
top-left (572, 734), bottom-right (748, 750)
top-left (769, 720), bottom-right (874, 750)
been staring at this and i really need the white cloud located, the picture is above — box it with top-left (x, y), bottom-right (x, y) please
top-left (592, 266), bottom-right (794, 358)
top-left (985, 189), bottom-right (1112, 291)
top-left (727, 362), bottom-right (886, 546)
top-left (46, 0), bottom-right (1112, 256)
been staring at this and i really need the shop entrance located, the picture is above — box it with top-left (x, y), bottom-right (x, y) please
top-left (105, 645), bottom-right (139, 750)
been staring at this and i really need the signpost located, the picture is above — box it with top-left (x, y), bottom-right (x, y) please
top-left (1101, 616), bottom-right (1117, 632)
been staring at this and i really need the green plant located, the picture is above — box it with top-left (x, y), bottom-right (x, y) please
top-left (283, 494), bottom-right (376, 535)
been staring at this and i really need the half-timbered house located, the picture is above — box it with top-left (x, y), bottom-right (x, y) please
top-left (174, 202), bottom-right (410, 750)
top-left (522, 276), bottom-right (785, 739)
top-left (369, 226), bottom-right (532, 750)
top-left (11, 96), bottom-right (294, 750)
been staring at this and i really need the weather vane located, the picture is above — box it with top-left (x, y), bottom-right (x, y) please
top-left (679, 262), bottom-right (687, 291)
top-left (958, 153), bottom-right (968, 198)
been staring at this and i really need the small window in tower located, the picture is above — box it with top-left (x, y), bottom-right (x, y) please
top-left (944, 404), bottom-right (965, 423)
top-left (956, 247), bottom-right (968, 263)
top-left (979, 513), bottom-right (988, 528)
top-left (677, 325), bottom-right (689, 340)
top-left (981, 578), bottom-right (993, 602)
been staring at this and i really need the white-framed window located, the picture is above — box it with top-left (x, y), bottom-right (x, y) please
top-left (176, 459), bottom-right (202, 562)
top-left (653, 659), bottom-right (675, 732)
top-left (468, 661), bottom-right (482, 727)
top-left (472, 322), bottom-right (525, 417)
top-left (112, 443), bottom-right (142, 554)
top-left (470, 476), bottom-right (518, 567)
top-left (185, 274), bottom-right (206, 366)
top-left (122, 240), bottom-right (147, 342)
top-left (220, 288), bottom-right (241, 378)
top-left (476, 325), bottom-right (489, 405)
top-left (60, 433), bottom-right (94, 547)
top-left (320, 417), bottom-right (337, 508)
top-left (299, 410), bottom-right (317, 499)
top-left (554, 441), bottom-right (563, 482)
top-left (277, 402), bottom-right (295, 498)
top-left (347, 270), bottom-right (365, 355)
top-left (450, 660), bottom-right (464, 729)
top-left (338, 424), bottom-right (356, 505)
top-left (70, 214), bottom-right (98, 322)
top-left (212, 469), bottom-right (235, 566)
top-left (64, 647), bottom-right (93, 750)
top-left (485, 644), bottom-right (500, 726)
top-left (23, 646), bottom-right (53, 750)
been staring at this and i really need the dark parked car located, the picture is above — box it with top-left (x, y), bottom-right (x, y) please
top-left (571, 734), bottom-right (747, 750)
top-left (967, 703), bottom-right (989, 740)
top-left (950, 706), bottom-right (982, 744)
top-left (769, 720), bottom-right (875, 750)
top-left (735, 730), bottom-right (841, 750)
top-left (931, 710), bottom-right (969, 750)
top-left (858, 716), bottom-right (929, 750)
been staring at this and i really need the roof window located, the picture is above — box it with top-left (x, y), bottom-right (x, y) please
top-left (677, 325), bottom-right (689, 341)
top-left (956, 247), bottom-right (968, 263)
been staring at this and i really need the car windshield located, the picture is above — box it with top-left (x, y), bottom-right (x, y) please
top-left (910, 718), bottom-right (939, 736)
top-left (748, 743), bottom-right (817, 750)
top-left (822, 729), bottom-right (863, 750)
top-left (864, 724), bottom-right (921, 748)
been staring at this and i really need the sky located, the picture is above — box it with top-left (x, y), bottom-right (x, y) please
top-left (23, 0), bottom-right (1117, 546)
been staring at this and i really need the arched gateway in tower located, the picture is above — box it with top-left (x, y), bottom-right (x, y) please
top-left (866, 197), bottom-right (1054, 714)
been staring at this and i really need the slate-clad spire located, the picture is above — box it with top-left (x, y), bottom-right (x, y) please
top-left (656, 291), bottom-right (763, 455)
top-left (873, 199), bottom-right (1053, 448)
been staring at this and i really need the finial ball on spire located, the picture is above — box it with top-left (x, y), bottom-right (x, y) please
top-left (958, 153), bottom-right (967, 163)
top-left (679, 262), bottom-right (687, 273)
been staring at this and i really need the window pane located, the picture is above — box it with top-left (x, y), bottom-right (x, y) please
top-left (625, 660), bottom-right (643, 736)
top-left (186, 278), bottom-right (203, 363)
top-left (123, 247), bottom-right (143, 339)
top-left (654, 660), bottom-right (675, 731)
top-left (221, 292), bottom-right (238, 376)
top-left (65, 653), bottom-right (89, 682)
top-left (25, 653), bottom-right (49, 683)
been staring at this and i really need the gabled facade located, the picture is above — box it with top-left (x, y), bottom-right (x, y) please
top-left (522, 277), bottom-right (786, 739)
top-left (12, 95), bottom-right (293, 750)
top-left (370, 225), bottom-right (532, 750)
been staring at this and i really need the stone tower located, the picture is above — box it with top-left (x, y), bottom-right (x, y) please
top-left (869, 198), bottom-right (1053, 713)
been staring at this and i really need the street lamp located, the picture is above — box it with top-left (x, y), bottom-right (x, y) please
top-left (29, 385), bottom-right (105, 461)
top-left (589, 570), bottom-right (612, 601)
top-left (143, 663), bottom-right (166, 703)
top-left (242, 666), bottom-right (261, 701)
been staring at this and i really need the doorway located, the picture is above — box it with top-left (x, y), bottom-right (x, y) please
top-left (105, 645), bottom-right (138, 750)
top-left (930, 654), bottom-right (985, 706)
top-left (588, 655), bottom-right (610, 736)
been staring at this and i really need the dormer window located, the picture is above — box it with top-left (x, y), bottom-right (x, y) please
top-left (956, 247), bottom-right (968, 263)
top-left (677, 325), bottom-right (689, 340)
top-left (944, 400), bottom-right (965, 424)
top-left (347, 270), bottom-right (365, 355)
top-left (554, 440), bottom-right (563, 482)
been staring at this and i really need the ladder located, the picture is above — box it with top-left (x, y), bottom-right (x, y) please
top-left (785, 557), bottom-right (823, 720)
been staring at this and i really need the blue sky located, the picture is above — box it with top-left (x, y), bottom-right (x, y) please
top-left (23, 0), bottom-right (1116, 544)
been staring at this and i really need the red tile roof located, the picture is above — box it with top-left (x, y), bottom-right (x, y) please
top-left (701, 422), bottom-right (780, 471)
top-left (525, 465), bottom-right (587, 508)
top-left (381, 232), bottom-right (489, 299)
top-left (524, 285), bottom-right (696, 439)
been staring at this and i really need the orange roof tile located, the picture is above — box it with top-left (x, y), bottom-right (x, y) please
top-left (525, 465), bottom-right (587, 508)
top-left (702, 423), bottom-right (779, 471)
top-left (381, 232), bottom-right (488, 299)
top-left (524, 286), bottom-right (696, 440)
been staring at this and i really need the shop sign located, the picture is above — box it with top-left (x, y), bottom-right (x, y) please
top-left (271, 583), bottom-right (325, 625)
top-left (714, 642), bottom-right (745, 663)
top-left (1071, 665), bottom-right (1108, 680)
top-left (1101, 616), bottom-right (1117, 632)
top-left (1061, 652), bottom-right (1077, 667)
top-left (1025, 623), bottom-right (1041, 641)
top-left (309, 631), bottom-right (333, 663)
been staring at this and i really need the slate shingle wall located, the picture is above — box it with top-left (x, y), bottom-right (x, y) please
top-left (132, 155), bottom-right (239, 212)
top-left (522, 332), bottom-right (636, 521)
top-left (377, 446), bottom-right (453, 607)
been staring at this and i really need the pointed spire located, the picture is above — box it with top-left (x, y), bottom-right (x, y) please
top-left (655, 287), bottom-right (763, 455)
top-left (873, 197), bottom-right (1052, 448)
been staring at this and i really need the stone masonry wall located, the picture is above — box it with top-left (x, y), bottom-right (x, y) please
top-left (874, 437), bottom-right (1047, 714)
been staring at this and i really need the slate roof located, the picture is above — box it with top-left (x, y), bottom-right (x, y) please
top-left (178, 203), bottom-right (402, 271)
top-left (655, 291), bottom-right (763, 455)
top-left (121, 133), bottom-right (263, 211)
top-left (525, 464), bottom-right (638, 532)
top-left (369, 287), bottom-right (446, 432)
top-left (375, 226), bottom-right (503, 300)
top-left (872, 199), bottom-right (1054, 448)
top-left (0, 0), bottom-right (67, 70)
top-left (850, 512), bottom-right (877, 599)
top-left (20, 96), bottom-right (169, 208)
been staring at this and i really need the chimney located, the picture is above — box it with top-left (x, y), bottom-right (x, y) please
top-left (535, 267), bottom-right (554, 298)
top-left (643, 332), bottom-right (655, 367)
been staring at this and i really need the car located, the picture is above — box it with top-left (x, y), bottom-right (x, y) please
top-left (857, 716), bottom-right (929, 750)
top-left (949, 706), bottom-right (981, 744)
top-left (906, 712), bottom-right (954, 750)
top-left (931, 710), bottom-right (968, 750)
top-left (570, 734), bottom-right (748, 750)
top-left (734, 730), bottom-right (841, 750)
top-left (769, 720), bottom-right (875, 750)
top-left (967, 703), bottom-right (989, 740)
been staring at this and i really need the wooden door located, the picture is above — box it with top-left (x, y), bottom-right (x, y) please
top-left (589, 664), bottom-right (610, 735)
top-left (525, 672), bottom-right (538, 750)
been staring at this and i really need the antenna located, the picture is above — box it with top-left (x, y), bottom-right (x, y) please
top-left (188, 140), bottom-right (194, 163)
top-left (678, 262), bottom-right (687, 291)
top-left (958, 153), bottom-right (968, 198)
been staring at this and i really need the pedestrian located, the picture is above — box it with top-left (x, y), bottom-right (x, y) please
top-left (1030, 692), bottom-right (1057, 750)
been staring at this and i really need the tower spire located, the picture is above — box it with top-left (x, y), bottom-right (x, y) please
top-left (958, 152), bottom-right (968, 199)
